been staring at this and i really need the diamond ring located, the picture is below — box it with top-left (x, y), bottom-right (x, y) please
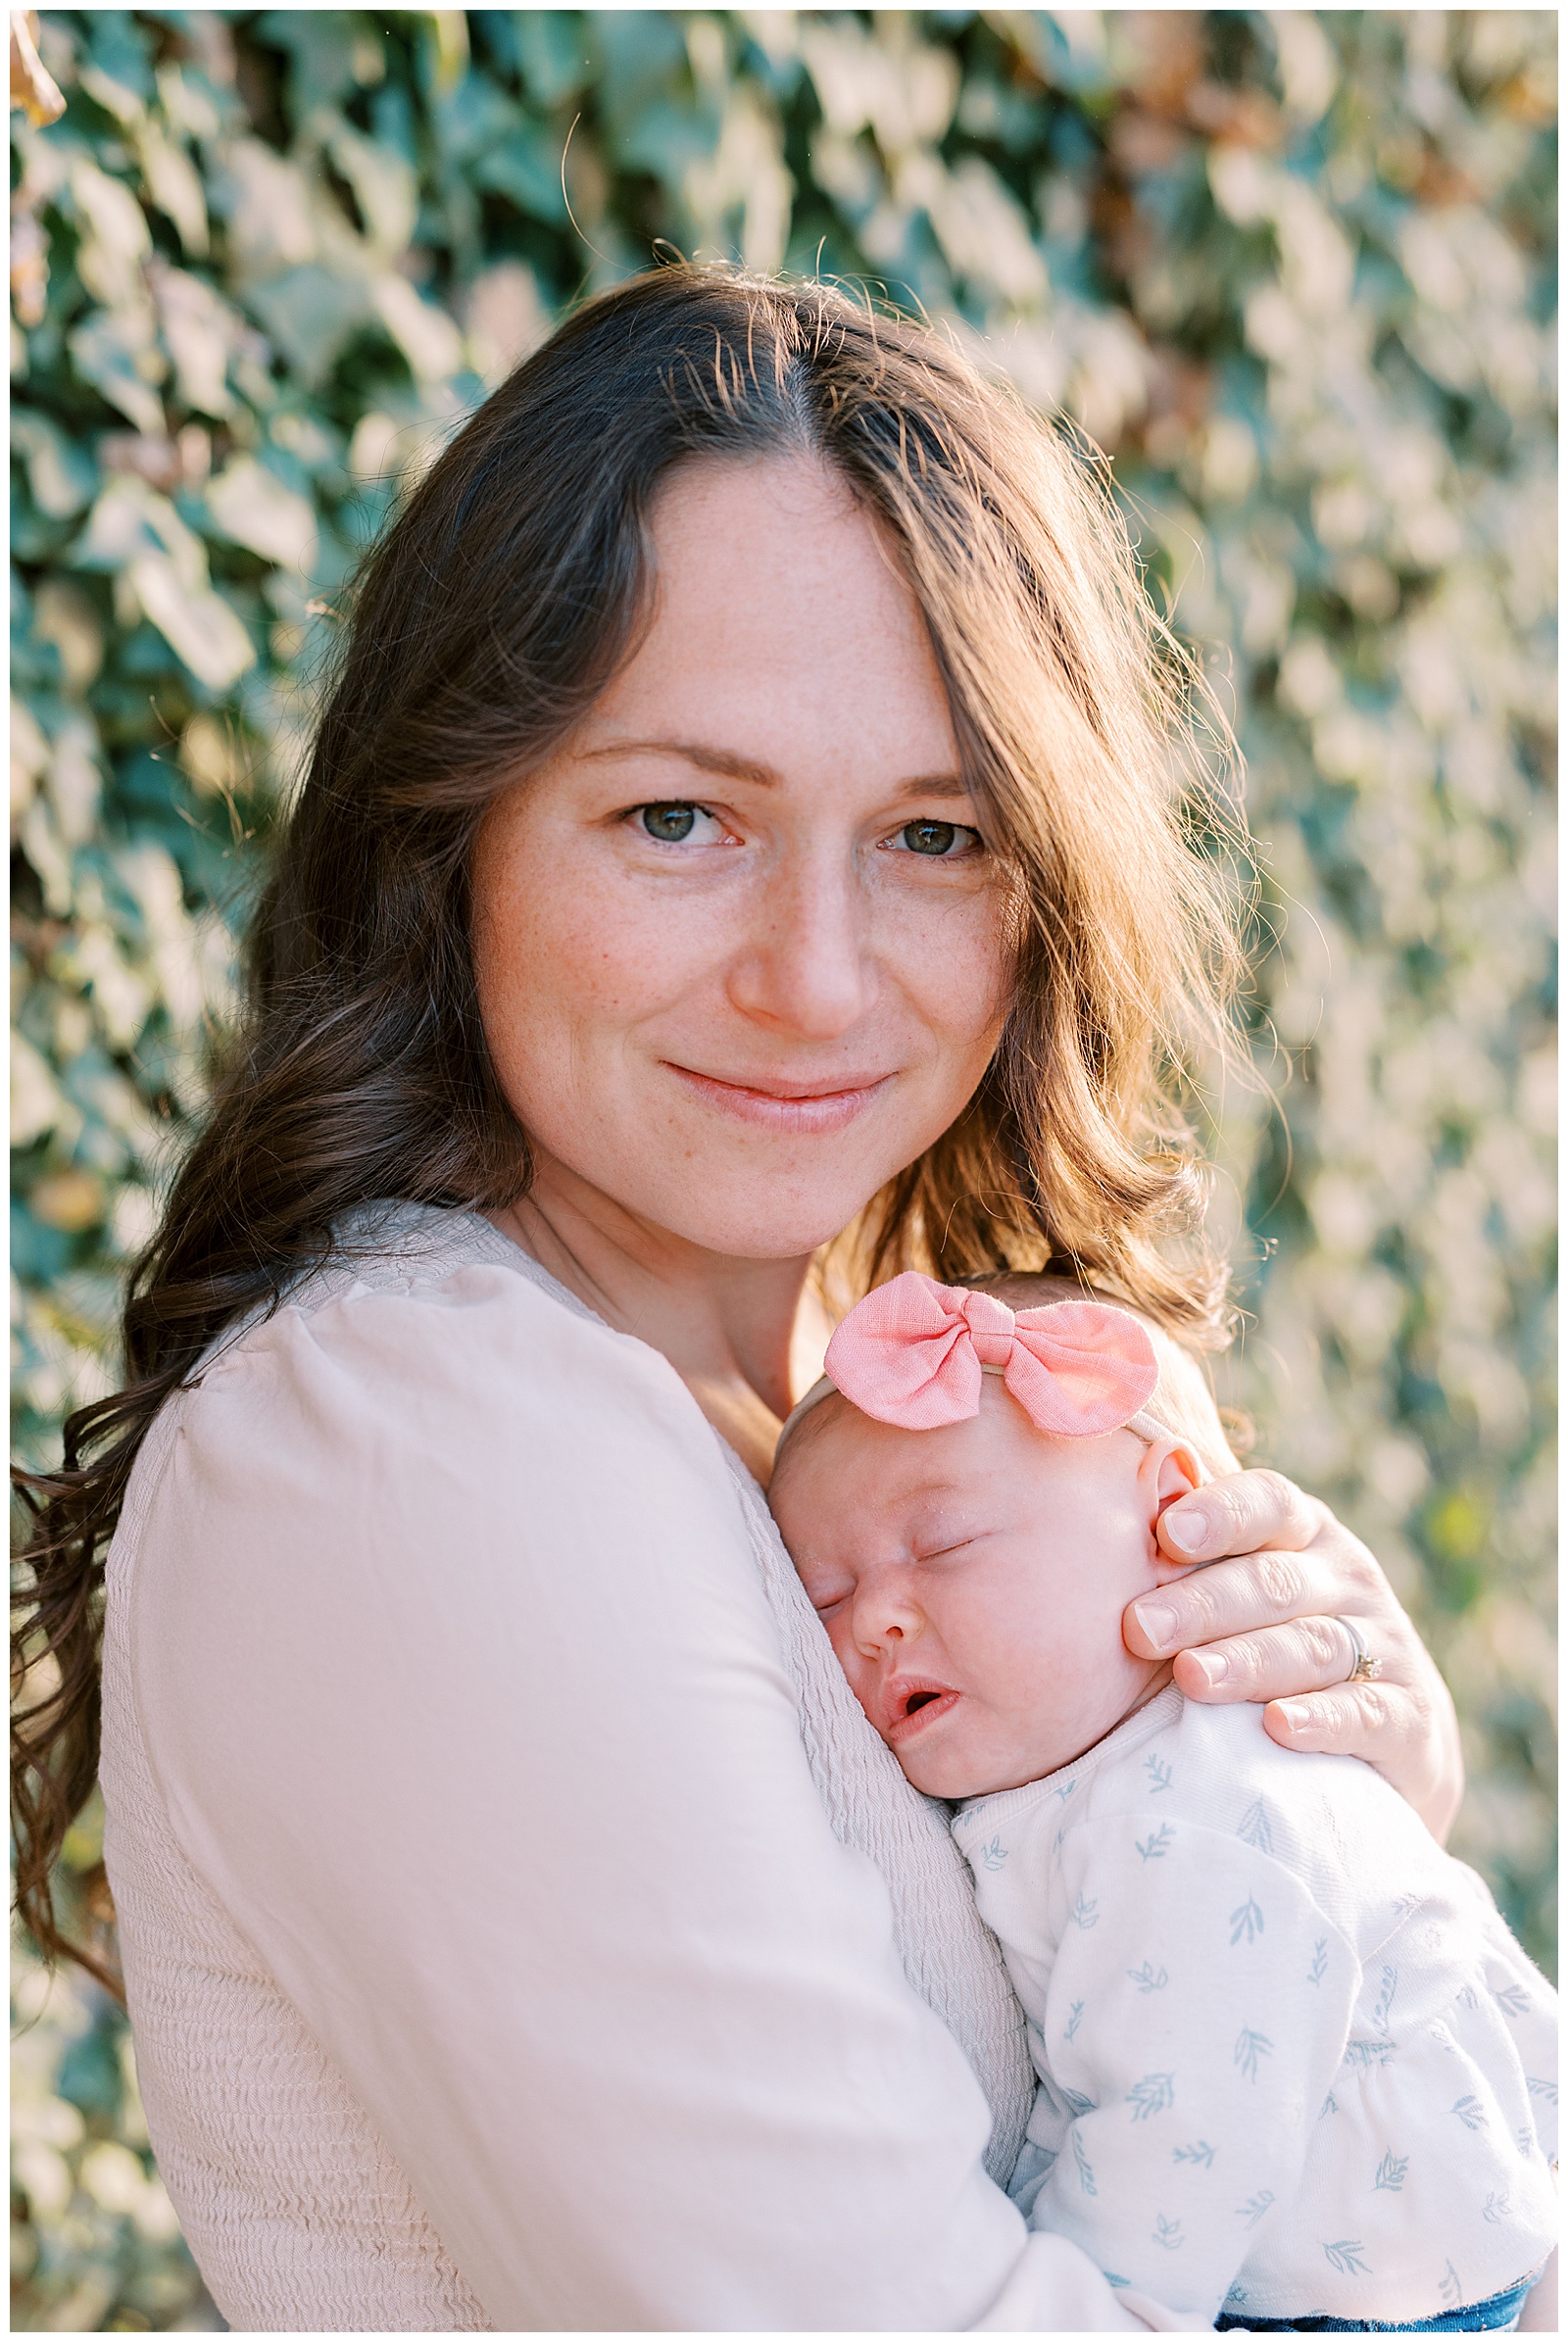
top-left (1335, 1615), bottom-right (1383, 1684)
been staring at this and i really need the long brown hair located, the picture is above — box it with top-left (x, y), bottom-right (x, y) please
top-left (13, 264), bottom-right (1246, 1978)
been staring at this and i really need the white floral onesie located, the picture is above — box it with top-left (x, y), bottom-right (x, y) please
top-left (951, 1686), bottom-right (1556, 2327)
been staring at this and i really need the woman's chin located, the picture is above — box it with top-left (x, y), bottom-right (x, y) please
top-left (652, 1191), bottom-right (874, 1262)
top-left (604, 1143), bottom-right (911, 1261)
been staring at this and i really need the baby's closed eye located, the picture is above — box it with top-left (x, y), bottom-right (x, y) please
top-left (796, 1571), bottom-right (854, 1615)
top-left (913, 1533), bottom-right (987, 1563)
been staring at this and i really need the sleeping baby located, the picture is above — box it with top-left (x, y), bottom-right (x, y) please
top-left (768, 1271), bottom-right (1556, 2333)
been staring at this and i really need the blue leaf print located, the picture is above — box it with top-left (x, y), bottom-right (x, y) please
top-left (1070, 1891), bottom-right (1099, 1930)
top-left (1483, 2190), bottom-right (1510, 2222)
top-left (1307, 1938), bottom-right (1329, 1985)
top-left (1321, 2093), bottom-right (1338, 2117)
top-left (1516, 2125), bottom-right (1535, 2156)
top-left (1235, 2191), bottom-right (1275, 2229)
top-left (1343, 2037), bottom-right (1396, 2069)
top-left (1126, 2072), bottom-right (1176, 2122)
top-left (1493, 1981), bottom-right (1530, 2017)
top-left (1526, 2075), bottom-right (1558, 2104)
top-left (1391, 1891), bottom-right (1422, 1920)
top-left (1452, 2095), bottom-right (1488, 2131)
top-left (1323, 2239), bottom-right (1371, 2276)
top-left (1064, 1999), bottom-right (1085, 2044)
top-left (1152, 2213), bottom-right (1184, 2251)
top-left (1172, 2139), bottom-right (1215, 2169)
top-left (1440, 2262), bottom-right (1462, 2309)
top-left (1372, 2150), bottom-right (1408, 2192)
top-left (976, 1835), bottom-right (1008, 1873)
top-left (1236, 1798), bottom-right (1273, 1853)
top-left (1456, 1982), bottom-right (1479, 2011)
top-left (1234, 2028), bottom-right (1272, 2081)
top-left (1145, 1752), bottom-right (1173, 1794)
top-left (1372, 1965), bottom-right (1397, 2035)
top-left (1060, 2085), bottom-right (1097, 2119)
top-left (1230, 1896), bottom-right (1264, 1945)
top-left (1127, 1961), bottom-right (1168, 1994)
top-left (1072, 2128), bottom-right (1097, 2196)
top-left (1054, 1778), bottom-right (1079, 1804)
top-left (1136, 1823), bottom-right (1175, 1862)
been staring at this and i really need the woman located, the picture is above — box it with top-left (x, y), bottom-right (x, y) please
top-left (17, 268), bottom-right (1473, 2332)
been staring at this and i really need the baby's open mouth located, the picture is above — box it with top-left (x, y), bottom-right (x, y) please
top-left (884, 1681), bottom-right (960, 1743)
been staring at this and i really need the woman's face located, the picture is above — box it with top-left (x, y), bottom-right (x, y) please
top-left (471, 456), bottom-right (1010, 1261)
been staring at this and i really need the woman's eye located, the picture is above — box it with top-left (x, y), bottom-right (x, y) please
top-left (633, 802), bottom-right (734, 847)
top-left (637, 802), bottom-right (703, 844)
top-left (886, 818), bottom-right (983, 857)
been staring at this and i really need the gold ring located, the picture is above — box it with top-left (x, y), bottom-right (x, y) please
top-left (1336, 1615), bottom-right (1382, 1684)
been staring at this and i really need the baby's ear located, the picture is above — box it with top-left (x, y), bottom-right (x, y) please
top-left (1137, 1439), bottom-right (1203, 1542)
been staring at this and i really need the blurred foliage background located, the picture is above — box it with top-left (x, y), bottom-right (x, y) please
top-left (10, 7), bottom-right (1555, 2329)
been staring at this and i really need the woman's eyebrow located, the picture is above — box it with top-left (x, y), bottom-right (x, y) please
top-left (579, 737), bottom-right (971, 797)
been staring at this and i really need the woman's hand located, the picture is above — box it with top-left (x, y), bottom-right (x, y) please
top-left (1123, 1469), bottom-right (1463, 1843)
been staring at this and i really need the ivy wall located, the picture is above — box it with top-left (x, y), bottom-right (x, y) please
top-left (11, 10), bottom-right (1555, 2328)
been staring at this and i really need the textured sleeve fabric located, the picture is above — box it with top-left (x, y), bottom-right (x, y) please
top-left (125, 1263), bottom-right (1196, 2333)
top-left (1021, 1814), bottom-right (1360, 2323)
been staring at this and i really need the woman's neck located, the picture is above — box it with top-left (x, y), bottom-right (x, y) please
top-left (489, 1157), bottom-right (831, 1486)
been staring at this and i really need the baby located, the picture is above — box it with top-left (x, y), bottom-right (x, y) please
top-left (769, 1271), bottom-right (1557, 2333)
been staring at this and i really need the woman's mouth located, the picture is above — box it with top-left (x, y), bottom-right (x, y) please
top-left (665, 1063), bottom-right (895, 1135)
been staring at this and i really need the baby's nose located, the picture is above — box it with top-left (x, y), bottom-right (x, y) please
top-left (961, 1290), bottom-right (1015, 1368)
top-left (855, 1577), bottom-right (921, 1648)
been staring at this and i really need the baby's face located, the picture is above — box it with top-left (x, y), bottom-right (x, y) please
top-left (770, 1378), bottom-right (1199, 1800)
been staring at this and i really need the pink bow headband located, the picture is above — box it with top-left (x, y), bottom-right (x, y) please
top-left (803, 1271), bottom-right (1162, 1441)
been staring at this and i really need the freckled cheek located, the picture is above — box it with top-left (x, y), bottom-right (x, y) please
top-left (889, 898), bottom-right (1011, 1051)
top-left (484, 865), bottom-right (727, 1037)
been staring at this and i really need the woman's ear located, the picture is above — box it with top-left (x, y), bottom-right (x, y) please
top-left (1136, 1438), bottom-right (1203, 1537)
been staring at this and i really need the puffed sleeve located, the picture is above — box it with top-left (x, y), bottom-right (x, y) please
top-left (1023, 1813), bottom-right (1358, 2323)
top-left (128, 1264), bottom-right (1202, 2332)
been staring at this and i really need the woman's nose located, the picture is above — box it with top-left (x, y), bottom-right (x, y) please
top-left (725, 855), bottom-right (875, 1040)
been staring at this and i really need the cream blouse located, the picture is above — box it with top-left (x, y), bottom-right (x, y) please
top-left (100, 1204), bottom-right (1203, 2332)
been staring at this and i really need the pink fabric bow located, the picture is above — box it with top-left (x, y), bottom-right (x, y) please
top-left (823, 1271), bottom-right (1158, 1438)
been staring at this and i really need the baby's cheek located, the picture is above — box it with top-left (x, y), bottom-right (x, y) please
top-left (826, 1626), bottom-right (884, 1734)
top-left (947, 1574), bottom-right (1060, 1695)
top-left (993, 1629), bottom-right (1121, 1738)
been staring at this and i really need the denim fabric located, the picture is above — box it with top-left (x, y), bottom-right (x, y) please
top-left (1213, 2271), bottom-right (1534, 2330)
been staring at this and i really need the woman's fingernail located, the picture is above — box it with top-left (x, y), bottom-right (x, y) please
top-left (1191, 1651), bottom-right (1229, 1690)
top-left (1132, 1602), bottom-right (1176, 1651)
top-left (1275, 1701), bottom-right (1311, 1732)
top-left (1163, 1508), bottom-right (1210, 1555)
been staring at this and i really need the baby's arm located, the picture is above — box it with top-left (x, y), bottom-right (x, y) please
top-left (1449, 1857), bottom-right (1559, 2166)
top-left (1022, 1816), bottom-right (1360, 2324)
